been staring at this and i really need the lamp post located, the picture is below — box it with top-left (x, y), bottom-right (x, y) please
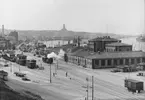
top-left (92, 76), bottom-right (94, 100)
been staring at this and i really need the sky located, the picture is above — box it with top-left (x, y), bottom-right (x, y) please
top-left (0, 0), bottom-right (144, 35)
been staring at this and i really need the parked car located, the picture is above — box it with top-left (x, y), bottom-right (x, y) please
top-left (22, 76), bottom-right (30, 81)
top-left (14, 72), bottom-right (26, 77)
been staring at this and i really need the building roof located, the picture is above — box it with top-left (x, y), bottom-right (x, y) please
top-left (86, 51), bottom-right (145, 59)
top-left (0, 70), bottom-right (8, 76)
top-left (70, 50), bottom-right (145, 60)
top-left (106, 42), bottom-right (132, 47)
top-left (89, 36), bottom-right (120, 42)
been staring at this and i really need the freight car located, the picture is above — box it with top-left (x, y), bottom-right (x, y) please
top-left (42, 57), bottom-right (53, 64)
top-left (16, 54), bottom-right (27, 66)
top-left (124, 79), bottom-right (144, 93)
top-left (26, 60), bottom-right (37, 69)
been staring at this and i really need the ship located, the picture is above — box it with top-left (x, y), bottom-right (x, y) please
top-left (136, 35), bottom-right (145, 42)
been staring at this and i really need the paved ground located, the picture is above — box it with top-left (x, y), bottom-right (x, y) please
top-left (1, 51), bottom-right (145, 100)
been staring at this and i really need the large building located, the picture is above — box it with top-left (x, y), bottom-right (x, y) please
top-left (105, 42), bottom-right (132, 52)
top-left (88, 36), bottom-right (121, 52)
top-left (66, 36), bottom-right (145, 69)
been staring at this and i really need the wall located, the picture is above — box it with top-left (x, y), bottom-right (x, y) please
top-left (68, 55), bottom-right (92, 68)
top-left (92, 57), bottom-right (143, 69)
top-left (116, 46), bottom-right (132, 51)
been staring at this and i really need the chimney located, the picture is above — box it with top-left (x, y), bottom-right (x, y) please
top-left (2, 25), bottom-right (4, 37)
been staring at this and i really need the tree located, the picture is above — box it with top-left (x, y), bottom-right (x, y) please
top-left (64, 53), bottom-right (68, 62)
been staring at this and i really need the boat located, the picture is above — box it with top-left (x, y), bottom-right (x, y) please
top-left (136, 35), bottom-right (145, 42)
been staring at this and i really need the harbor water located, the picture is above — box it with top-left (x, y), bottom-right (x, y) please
top-left (121, 36), bottom-right (145, 51)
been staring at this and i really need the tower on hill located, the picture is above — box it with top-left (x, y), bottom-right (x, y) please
top-left (61, 24), bottom-right (67, 31)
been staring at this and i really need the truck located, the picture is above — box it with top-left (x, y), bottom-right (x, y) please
top-left (124, 79), bottom-right (144, 93)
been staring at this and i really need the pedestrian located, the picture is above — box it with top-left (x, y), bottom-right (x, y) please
top-left (66, 72), bottom-right (68, 77)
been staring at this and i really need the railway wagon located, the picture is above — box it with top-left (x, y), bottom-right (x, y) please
top-left (26, 60), bottom-right (37, 69)
top-left (18, 59), bottom-right (26, 66)
top-left (42, 57), bottom-right (53, 64)
top-left (124, 79), bottom-right (144, 93)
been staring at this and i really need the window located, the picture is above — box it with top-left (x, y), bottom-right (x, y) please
top-left (95, 60), bottom-right (99, 65)
top-left (125, 59), bottom-right (129, 65)
top-left (101, 60), bottom-right (105, 66)
top-left (131, 59), bottom-right (134, 64)
top-left (117, 59), bottom-right (120, 65)
top-left (107, 59), bottom-right (111, 66)
top-left (114, 59), bottom-right (117, 65)
top-left (137, 58), bottom-right (140, 63)
top-left (120, 59), bottom-right (123, 65)
top-left (143, 58), bottom-right (145, 62)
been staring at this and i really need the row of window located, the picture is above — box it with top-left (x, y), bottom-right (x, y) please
top-left (68, 56), bottom-right (92, 66)
top-left (95, 57), bottom-right (145, 66)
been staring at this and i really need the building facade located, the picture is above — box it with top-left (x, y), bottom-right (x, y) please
top-left (66, 36), bottom-right (145, 69)
top-left (106, 42), bottom-right (132, 52)
top-left (88, 36), bottom-right (121, 52)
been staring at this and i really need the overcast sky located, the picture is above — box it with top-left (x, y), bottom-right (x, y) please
top-left (0, 0), bottom-right (144, 35)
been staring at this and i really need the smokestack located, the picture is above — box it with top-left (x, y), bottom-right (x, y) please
top-left (2, 25), bottom-right (4, 37)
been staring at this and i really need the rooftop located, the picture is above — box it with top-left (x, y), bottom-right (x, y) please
top-left (89, 36), bottom-right (120, 42)
top-left (106, 42), bottom-right (132, 47)
top-left (87, 51), bottom-right (145, 59)
top-left (70, 50), bottom-right (145, 59)
top-left (0, 70), bottom-right (8, 76)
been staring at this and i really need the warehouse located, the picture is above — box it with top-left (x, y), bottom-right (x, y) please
top-left (68, 50), bottom-right (145, 69)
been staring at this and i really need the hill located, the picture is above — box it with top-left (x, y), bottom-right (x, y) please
top-left (2, 26), bottom-right (132, 40)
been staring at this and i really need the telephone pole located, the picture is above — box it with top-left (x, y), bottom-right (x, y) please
top-left (50, 64), bottom-right (52, 83)
top-left (86, 77), bottom-right (89, 100)
top-left (92, 76), bottom-right (94, 100)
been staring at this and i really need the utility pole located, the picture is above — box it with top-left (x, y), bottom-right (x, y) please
top-left (92, 76), bottom-right (94, 100)
top-left (10, 63), bottom-right (12, 72)
top-left (57, 60), bottom-right (58, 69)
top-left (50, 64), bottom-right (52, 83)
top-left (19, 65), bottom-right (20, 72)
top-left (86, 77), bottom-right (89, 100)
top-left (55, 62), bottom-right (57, 74)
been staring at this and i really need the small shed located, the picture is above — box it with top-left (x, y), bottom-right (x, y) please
top-left (0, 70), bottom-right (8, 81)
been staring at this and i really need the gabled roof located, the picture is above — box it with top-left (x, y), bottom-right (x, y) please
top-left (86, 51), bottom-right (145, 59)
top-left (106, 42), bottom-right (132, 47)
top-left (69, 50), bottom-right (145, 60)
top-left (89, 36), bottom-right (120, 42)
top-left (0, 70), bottom-right (8, 76)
